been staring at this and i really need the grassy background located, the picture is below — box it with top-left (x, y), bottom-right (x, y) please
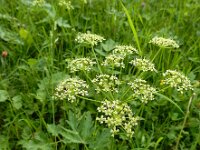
top-left (0, 0), bottom-right (200, 149)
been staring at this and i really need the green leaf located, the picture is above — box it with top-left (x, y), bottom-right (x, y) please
top-left (0, 90), bottom-right (9, 102)
top-left (18, 131), bottom-right (53, 150)
top-left (101, 39), bottom-right (116, 52)
top-left (58, 126), bottom-right (85, 144)
top-left (12, 95), bottom-right (22, 109)
top-left (95, 48), bottom-right (107, 56)
top-left (47, 124), bottom-right (59, 136)
top-left (0, 135), bottom-right (9, 150)
top-left (89, 128), bottom-right (112, 150)
top-left (79, 112), bottom-right (94, 140)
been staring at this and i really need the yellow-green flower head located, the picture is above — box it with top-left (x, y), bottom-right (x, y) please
top-left (32, 0), bottom-right (45, 6)
top-left (58, 0), bottom-right (74, 10)
top-left (129, 58), bottom-right (157, 72)
top-left (67, 58), bottom-right (96, 72)
top-left (54, 78), bottom-right (89, 102)
top-left (92, 74), bottom-right (121, 93)
top-left (113, 45), bottom-right (138, 56)
top-left (75, 32), bottom-right (105, 46)
top-left (149, 36), bottom-right (179, 48)
top-left (162, 70), bottom-right (193, 94)
top-left (128, 79), bottom-right (157, 103)
top-left (96, 100), bottom-right (139, 137)
top-left (103, 54), bottom-right (125, 68)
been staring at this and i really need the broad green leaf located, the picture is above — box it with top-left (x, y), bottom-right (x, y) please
top-left (12, 95), bottom-right (22, 109)
top-left (0, 90), bottom-right (9, 102)
top-left (101, 39), bottom-right (116, 52)
top-left (95, 49), bottom-right (107, 56)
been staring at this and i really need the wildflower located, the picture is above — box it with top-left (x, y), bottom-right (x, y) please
top-left (75, 32), bottom-right (105, 46)
top-left (113, 45), bottom-right (138, 56)
top-left (67, 58), bottom-right (96, 72)
top-left (128, 79), bottom-right (157, 103)
top-left (92, 74), bottom-right (120, 93)
top-left (54, 77), bottom-right (89, 102)
top-left (149, 36), bottom-right (179, 48)
top-left (96, 100), bottom-right (139, 137)
top-left (162, 70), bottom-right (193, 94)
top-left (1, 51), bottom-right (8, 58)
top-left (130, 58), bottom-right (157, 72)
top-left (32, 0), bottom-right (45, 6)
top-left (103, 54), bottom-right (125, 68)
top-left (58, 0), bottom-right (74, 10)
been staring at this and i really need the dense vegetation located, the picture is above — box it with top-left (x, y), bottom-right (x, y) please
top-left (0, 0), bottom-right (200, 149)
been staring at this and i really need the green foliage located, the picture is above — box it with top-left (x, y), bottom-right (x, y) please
top-left (0, 0), bottom-right (200, 149)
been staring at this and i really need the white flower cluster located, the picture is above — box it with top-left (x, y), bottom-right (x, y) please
top-left (149, 36), bottom-right (179, 48)
top-left (58, 0), bottom-right (74, 10)
top-left (162, 70), bottom-right (193, 94)
top-left (68, 58), bottom-right (96, 72)
top-left (103, 54), bottom-right (125, 68)
top-left (113, 45), bottom-right (138, 56)
top-left (128, 79), bottom-right (157, 103)
top-left (54, 78), bottom-right (89, 102)
top-left (96, 100), bottom-right (139, 137)
top-left (75, 32), bottom-right (105, 46)
top-left (130, 58), bottom-right (157, 72)
top-left (32, 0), bottom-right (45, 6)
top-left (92, 74), bottom-right (121, 93)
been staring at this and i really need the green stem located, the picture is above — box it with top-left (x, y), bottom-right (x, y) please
top-left (175, 93), bottom-right (195, 150)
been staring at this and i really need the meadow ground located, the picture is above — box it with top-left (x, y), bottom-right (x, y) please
top-left (0, 0), bottom-right (200, 149)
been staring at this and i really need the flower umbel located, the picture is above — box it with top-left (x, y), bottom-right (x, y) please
top-left (103, 54), bottom-right (125, 68)
top-left (32, 0), bottom-right (45, 6)
top-left (113, 45), bottom-right (138, 56)
top-left (149, 36), bottom-right (179, 48)
top-left (162, 70), bottom-right (193, 93)
top-left (92, 74), bottom-right (120, 93)
top-left (75, 32), bottom-right (105, 46)
top-left (54, 78), bottom-right (89, 102)
top-left (128, 79), bottom-right (157, 103)
top-left (58, 0), bottom-right (74, 10)
top-left (130, 58), bottom-right (157, 72)
top-left (96, 100), bottom-right (139, 137)
top-left (67, 58), bottom-right (96, 73)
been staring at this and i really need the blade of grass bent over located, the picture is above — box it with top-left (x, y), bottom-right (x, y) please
top-left (155, 93), bottom-right (184, 114)
top-left (120, 1), bottom-right (142, 56)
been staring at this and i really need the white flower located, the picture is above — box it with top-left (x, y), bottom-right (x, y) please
top-left (67, 58), bottom-right (96, 72)
top-left (128, 79), bottom-right (157, 103)
top-left (113, 45), bottom-right (138, 56)
top-left (130, 58), bottom-right (157, 72)
top-left (162, 70), bottom-right (193, 93)
top-left (96, 100), bottom-right (139, 138)
top-left (103, 54), bottom-right (125, 68)
top-left (54, 77), bottom-right (89, 102)
top-left (149, 36), bottom-right (179, 48)
top-left (92, 74), bottom-right (120, 93)
top-left (75, 32), bottom-right (105, 46)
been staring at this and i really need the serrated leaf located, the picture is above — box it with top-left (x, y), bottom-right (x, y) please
top-left (47, 124), bottom-right (59, 136)
top-left (79, 112), bottom-right (94, 140)
top-left (58, 126), bottom-right (85, 144)
top-left (0, 90), bottom-right (9, 102)
top-left (12, 95), bottom-right (22, 109)
top-left (18, 131), bottom-right (53, 150)
top-left (66, 110), bottom-right (78, 131)
top-left (89, 128), bottom-right (111, 150)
